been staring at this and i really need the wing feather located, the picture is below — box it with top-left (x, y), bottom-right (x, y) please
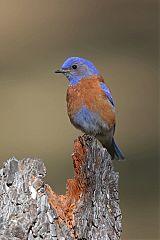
top-left (99, 82), bottom-right (115, 106)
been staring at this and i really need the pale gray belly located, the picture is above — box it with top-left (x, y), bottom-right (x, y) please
top-left (71, 106), bottom-right (108, 135)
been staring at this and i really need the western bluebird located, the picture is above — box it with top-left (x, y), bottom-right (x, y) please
top-left (55, 57), bottom-right (124, 160)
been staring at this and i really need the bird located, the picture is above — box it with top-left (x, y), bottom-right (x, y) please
top-left (55, 57), bottom-right (124, 160)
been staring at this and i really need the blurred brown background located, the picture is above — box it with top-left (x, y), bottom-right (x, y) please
top-left (0, 1), bottom-right (158, 239)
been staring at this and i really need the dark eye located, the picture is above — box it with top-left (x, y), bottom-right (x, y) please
top-left (72, 64), bottom-right (77, 70)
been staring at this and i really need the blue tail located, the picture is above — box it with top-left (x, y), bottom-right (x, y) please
top-left (112, 138), bottom-right (125, 160)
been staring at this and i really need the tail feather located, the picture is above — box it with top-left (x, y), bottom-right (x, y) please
top-left (98, 134), bottom-right (124, 160)
top-left (106, 138), bottom-right (125, 160)
top-left (112, 138), bottom-right (125, 160)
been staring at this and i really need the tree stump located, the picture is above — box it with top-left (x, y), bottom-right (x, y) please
top-left (0, 135), bottom-right (122, 240)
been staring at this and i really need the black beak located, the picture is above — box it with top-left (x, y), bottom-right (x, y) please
top-left (54, 69), bottom-right (67, 74)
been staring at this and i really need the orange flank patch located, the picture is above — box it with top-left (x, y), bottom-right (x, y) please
top-left (66, 75), bottom-right (115, 129)
top-left (46, 137), bottom-right (87, 232)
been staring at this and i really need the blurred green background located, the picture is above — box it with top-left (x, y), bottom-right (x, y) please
top-left (0, 1), bottom-right (158, 239)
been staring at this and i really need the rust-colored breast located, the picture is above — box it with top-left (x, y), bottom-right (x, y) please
top-left (66, 75), bottom-right (115, 128)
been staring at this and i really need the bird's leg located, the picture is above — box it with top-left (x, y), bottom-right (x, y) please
top-left (82, 133), bottom-right (97, 144)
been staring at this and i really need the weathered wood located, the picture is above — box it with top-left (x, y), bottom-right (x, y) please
top-left (0, 135), bottom-right (122, 240)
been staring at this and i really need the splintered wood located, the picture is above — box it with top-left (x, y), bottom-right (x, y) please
top-left (0, 135), bottom-right (122, 240)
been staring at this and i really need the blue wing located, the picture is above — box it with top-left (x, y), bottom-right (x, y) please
top-left (100, 82), bottom-right (115, 106)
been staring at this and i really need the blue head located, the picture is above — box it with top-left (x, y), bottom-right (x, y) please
top-left (55, 57), bottom-right (100, 85)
